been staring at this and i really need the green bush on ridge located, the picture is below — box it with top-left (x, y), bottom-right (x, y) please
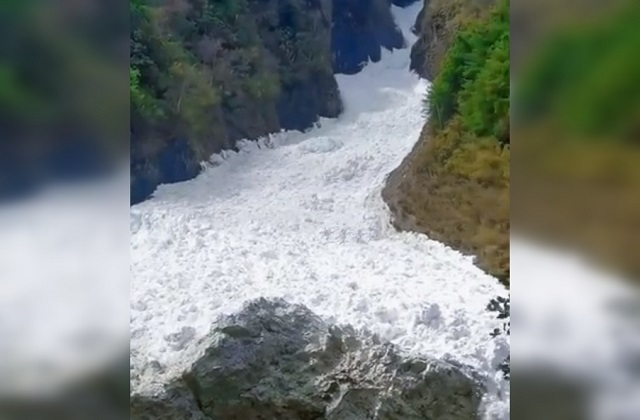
top-left (426, 0), bottom-right (509, 143)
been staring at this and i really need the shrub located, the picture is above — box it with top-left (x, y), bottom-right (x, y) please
top-left (130, 66), bottom-right (163, 118)
top-left (427, 0), bottom-right (509, 138)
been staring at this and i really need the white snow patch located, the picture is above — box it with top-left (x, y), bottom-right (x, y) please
top-left (299, 136), bottom-right (344, 154)
top-left (131, 3), bottom-right (510, 418)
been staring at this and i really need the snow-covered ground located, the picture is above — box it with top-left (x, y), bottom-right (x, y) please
top-left (131, 3), bottom-right (510, 418)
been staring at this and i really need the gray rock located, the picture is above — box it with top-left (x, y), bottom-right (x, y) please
top-left (131, 298), bottom-right (484, 420)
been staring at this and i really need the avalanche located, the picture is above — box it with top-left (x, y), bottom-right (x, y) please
top-left (131, 3), bottom-right (510, 418)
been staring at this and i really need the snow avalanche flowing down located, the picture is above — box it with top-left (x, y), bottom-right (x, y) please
top-left (131, 4), bottom-right (510, 418)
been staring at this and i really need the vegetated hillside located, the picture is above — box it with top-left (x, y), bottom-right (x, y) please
top-left (130, 0), bottom-right (341, 204)
top-left (409, 0), bottom-right (494, 80)
top-left (511, 0), bottom-right (640, 282)
top-left (384, 0), bottom-right (510, 285)
top-left (130, 0), bottom-right (410, 204)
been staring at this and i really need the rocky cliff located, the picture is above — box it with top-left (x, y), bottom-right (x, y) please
top-left (130, 0), bottom-right (341, 204)
top-left (409, 0), bottom-right (493, 80)
top-left (331, 0), bottom-right (405, 74)
top-left (131, 0), bottom-right (415, 204)
top-left (130, 299), bottom-right (484, 420)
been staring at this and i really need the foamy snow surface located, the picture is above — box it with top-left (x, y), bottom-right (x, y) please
top-left (131, 3), bottom-right (509, 417)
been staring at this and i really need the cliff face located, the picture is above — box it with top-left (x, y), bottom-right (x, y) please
top-left (409, 0), bottom-right (493, 80)
top-left (130, 0), bottom-right (341, 204)
top-left (331, 0), bottom-right (405, 74)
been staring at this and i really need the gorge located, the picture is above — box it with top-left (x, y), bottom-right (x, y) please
top-left (131, 2), bottom-right (510, 419)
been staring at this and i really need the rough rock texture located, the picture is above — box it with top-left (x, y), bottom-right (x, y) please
top-left (130, 138), bottom-right (202, 206)
top-left (332, 0), bottom-right (405, 74)
top-left (251, 0), bottom-right (342, 132)
top-left (275, 71), bottom-right (342, 132)
top-left (409, 0), bottom-right (493, 80)
top-left (131, 299), bottom-right (484, 420)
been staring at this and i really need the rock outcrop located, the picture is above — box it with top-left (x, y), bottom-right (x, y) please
top-left (409, 0), bottom-right (493, 80)
top-left (331, 0), bottom-right (405, 75)
top-left (131, 299), bottom-right (484, 419)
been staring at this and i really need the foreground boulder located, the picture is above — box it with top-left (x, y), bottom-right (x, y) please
top-left (131, 298), bottom-right (484, 419)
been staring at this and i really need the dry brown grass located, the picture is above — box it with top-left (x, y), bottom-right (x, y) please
top-left (383, 117), bottom-right (510, 286)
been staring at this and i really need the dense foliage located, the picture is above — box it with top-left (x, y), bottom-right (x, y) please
top-left (426, 0), bottom-right (509, 144)
top-left (130, 0), bottom-right (234, 148)
top-left (130, 0), bottom-right (333, 159)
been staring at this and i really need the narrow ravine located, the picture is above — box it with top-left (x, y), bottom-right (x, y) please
top-left (131, 3), bottom-right (509, 418)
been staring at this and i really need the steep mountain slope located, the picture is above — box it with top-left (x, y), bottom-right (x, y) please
top-left (383, 0), bottom-right (510, 284)
top-left (130, 0), bottom-right (410, 204)
top-left (131, 3), bottom-right (510, 418)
